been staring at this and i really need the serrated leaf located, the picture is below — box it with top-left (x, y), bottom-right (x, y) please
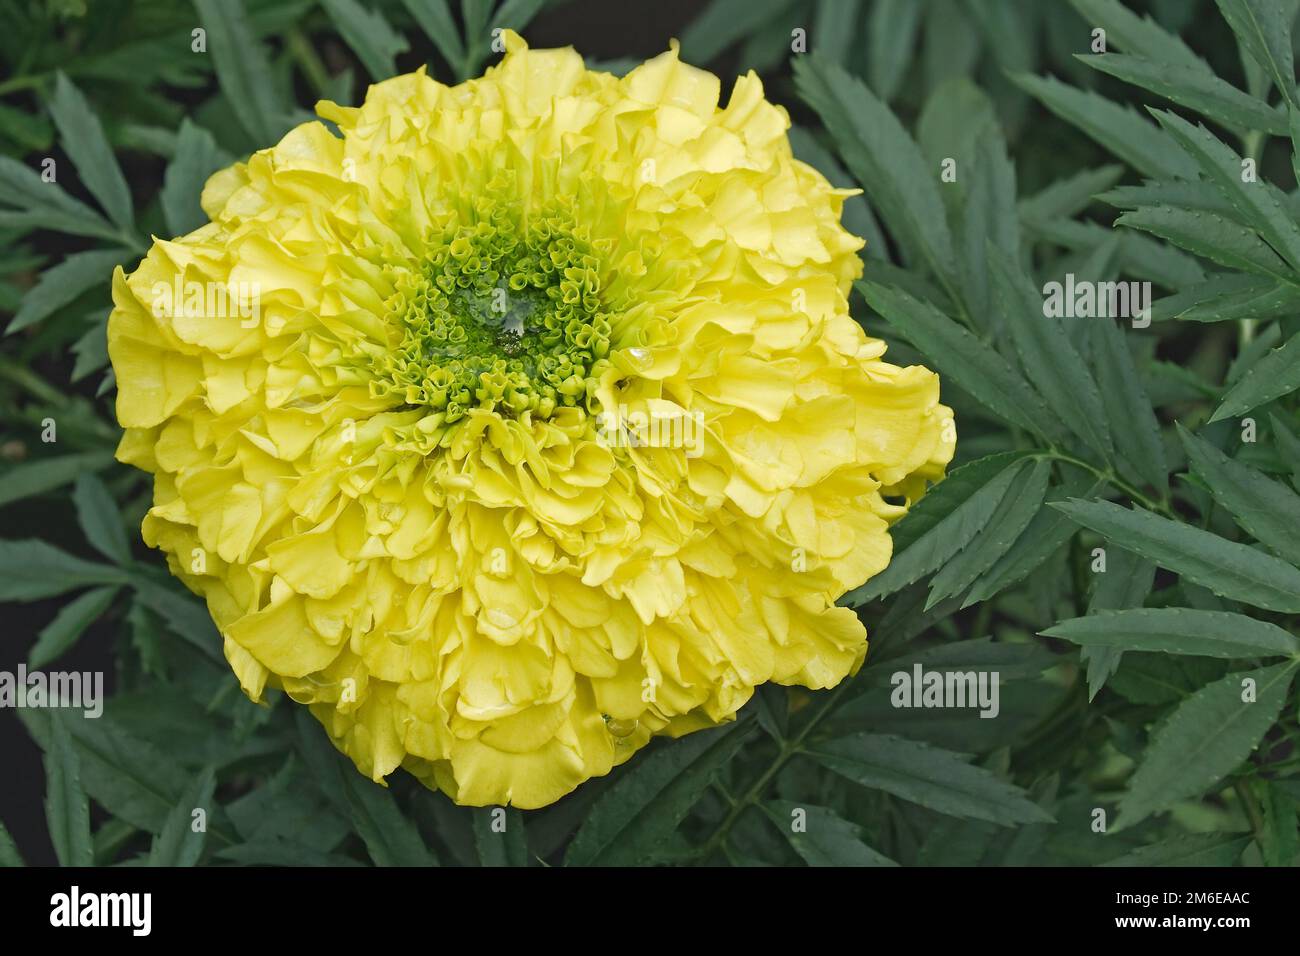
top-left (565, 720), bottom-right (753, 866)
top-left (989, 248), bottom-right (1112, 459)
top-left (294, 709), bottom-right (436, 867)
top-left (44, 712), bottom-right (93, 867)
top-left (849, 455), bottom-right (1026, 604)
top-left (1045, 607), bottom-right (1300, 658)
top-left (1102, 832), bottom-right (1252, 866)
top-left (1053, 498), bottom-right (1300, 612)
top-left (1019, 165), bottom-right (1124, 222)
top-left (964, 474), bottom-right (1104, 606)
top-left (49, 73), bottom-right (134, 232)
top-left (0, 539), bottom-right (126, 603)
top-left (72, 472), bottom-right (130, 565)
top-left (322, 0), bottom-right (408, 81)
top-left (1256, 779), bottom-right (1299, 866)
top-left (161, 120), bottom-right (231, 236)
top-left (761, 801), bottom-right (898, 866)
top-left (926, 458), bottom-right (1050, 608)
top-left (1117, 660), bottom-right (1298, 827)
top-left (0, 451), bottom-right (113, 508)
top-left (957, 124), bottom-right (1018, 326)
top-left (858, 281), bottom-right (1060, 439)
top-left (809, 733), bottom-right (1053, 826)
top-left (1270, 412), bottom-right (1300, 486)
top-left (1080, 548), bottom-right (1155, 699)
top-left (0, 156), bottom-right (120, 242)
top-left (795, 58), bottom-right (960, 296)
top-left (147, 767), bottom-right (215, 866)
top-left (1068, 0), bottom-right (1211, 73)
top-left (1210, 328), bottom-right (1300, 421)
top-left (29, 585), bottom-right (119, 670)
top-left (194, 0), bottom-right (288, 144)
top-left (1117, 205), bottom-right (1292, 278)
top-left (1154, 109), bottom-right (1300, 275)
top-left (1154, 273), bottom-right (1300, 323)
top-left (473, 807), bottom-right (529, 867)
top-left (1080, 54), bottom-right (1286, 135)
top-left (1087, 319), bottom-right (1167, 493)
top-left (679, 0), bottom-right (792, 63)
top-left (867, 0), bottom-right (925, 101)
top-left (401, 0), bottom-right (466, 72)
top-left (1011, 72), bottom-right (1198, 180)
top-left (1214, 0), bottom-right (1298, 109)
top-left (1180, 424), bottom-right (1300, 564)
top-left (7, 248), bottom-right (129, 334)
top-left (0, 820), bottom-right (23, 867)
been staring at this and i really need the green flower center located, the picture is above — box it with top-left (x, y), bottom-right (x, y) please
top-left (372, 199), bottom-right (613, 423)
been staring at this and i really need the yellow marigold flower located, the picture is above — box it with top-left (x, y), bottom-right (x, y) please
top-left (107, 33), bottom-right (955, 808)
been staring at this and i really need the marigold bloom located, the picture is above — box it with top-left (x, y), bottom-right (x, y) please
top-left (107, 33), bottom-right (954, 808)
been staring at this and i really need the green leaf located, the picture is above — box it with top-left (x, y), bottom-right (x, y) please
top-left (1180, 424), bottom-right (1300, 564)
top-left (1086, 319), bottom-right (1167, 493)
top-left (680, 0), bottom-right (792, 63)
top-left (1210, 329), bottom-right (1300, 421)
top-left (565, 720), bottom-right (753, 866)
top-left (1117, 660), bottom-right (1298, 827)
top-left (294, 710), bottom-right (435, 867)
top-left (964, 474), bottom-right (1104, 607)
top-left (1116, 205), bottom-right (1292, 279)
top-left (161, 120), bottom-right (231, 236)
top-left (858, 281), bottom-right (1060, 439)
top-left (1011, 72), bottom-right (1198, 180)
top-left (795, 58), bottom-right (960, 295)
top-left (849, 455), bottom-right (1027, 604)
top-left (1102, 832), bottom-right (1252, 866)
top-left (1152, 274), bottom-right (1300, 324)
top-left (1019, 165), bottom-right (1125, 222)
top-left (1079, 54), bottom-right (1287, 135)
top-left (1068, 0), bottom-right (1211, 73)
top-left (491, 0), bottom-right (548, 32)
top-left (29, 585), bottom-right (120, 669)
top-left (321, 0), bottom-right (408, 81)
top-left (7, 248), bottom-right (129, 334)
top-left (0, 451), bottom-right (113, 508)
top-left (761, 801), bottom-right (898, 866)
top-left (957, 124), bottom-right (1019, 324)
top-left (1270, 412), bottom-right (1300, 486)
top-left (808, 734), bottom-right (1053, 826)
top-left (1154, 109), bottom-right (1300, 275)
top-left (867, 0), bottom-right (924, 101)
top-left (926, 458), bottom-right (1051, 608)
top-left (473, 807), bottom-right (530, 867)
top-left (0, 820), bottom-right (23, 867)
top-left (811, 0), bottom-right (858, 66)
top-left (129, 576), bottom-right (224, 665)
top-left (1080, 548), bottom-right (1155, 700)
top-left (147, 767), bottom-right (216, 866)
top-left (0, 156), bottom-right (120, 242)
top-left (1256, 779), bottom-right (1299, 866)
top-left (1052, 499), bottom-right (1300, 612)
top-left (45, 712), bottom-right (94, 867)
top-left (72, 473), bottom-right (130, 565)
top-left (989, 248), bottom-right (1112, 459)
top-left (0, 539), bottom-right (126, 603)
top-left (49, 73), bottom-right (134, 232)
top-left (1213, 0), bottom-right (1298, 109)
top-left (194, 0), bottom-right (288, 144)
top-left (401, 0), bottom-right (466, 72)
top-left (1044, 608), bottom-right (1300, 659)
